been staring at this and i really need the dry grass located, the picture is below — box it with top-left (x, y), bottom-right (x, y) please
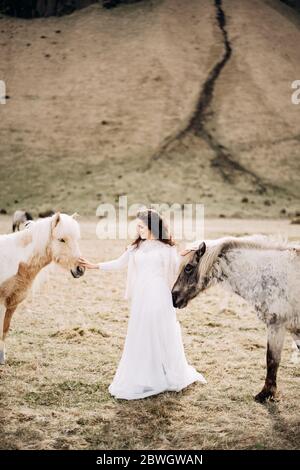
top-left (0, 217), bottom-right (299, 450)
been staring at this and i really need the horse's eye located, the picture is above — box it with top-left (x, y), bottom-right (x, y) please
top-left (59, 238), bottom-right (66, 243)
top-left (184, 264), bottom-right (194, 274)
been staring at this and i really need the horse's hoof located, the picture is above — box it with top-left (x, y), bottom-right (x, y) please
top-left (254, 389), bottom-right (276, 403)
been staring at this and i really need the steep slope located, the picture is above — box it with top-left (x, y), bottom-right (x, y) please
top-left (0, 0), bottom-right (299, 217)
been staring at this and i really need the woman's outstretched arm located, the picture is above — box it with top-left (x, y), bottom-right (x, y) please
top-left (79, 247), bottom-right (131, 271)
top-left (98, 248), bottom-right (130, 271)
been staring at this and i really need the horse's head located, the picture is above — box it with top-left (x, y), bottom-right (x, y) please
top-left (50, 212), bottom-right (85, 278)
top-left (172, 242), bottom-right (207, 309)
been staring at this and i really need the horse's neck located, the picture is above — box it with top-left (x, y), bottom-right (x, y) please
top-left (16, 225), bottom-right (53, 280)
top-left (215, 250), bottom-right (253, 299)
top-left (25, 250), bottom-right (52, 281)
top-left (0, 233), bottom-right (53, 294)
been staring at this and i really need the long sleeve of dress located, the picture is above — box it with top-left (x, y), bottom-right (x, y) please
top-left (98, 248), bottom-right (130, 271)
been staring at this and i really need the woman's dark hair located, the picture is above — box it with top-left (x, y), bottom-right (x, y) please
top-left (132, 209), bottom-right (175, 248)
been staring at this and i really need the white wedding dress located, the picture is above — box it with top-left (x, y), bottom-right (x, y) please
top-left (99, 240), bottom-right (206, 400)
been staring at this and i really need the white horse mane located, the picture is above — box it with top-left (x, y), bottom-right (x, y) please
top-left (25, 213), bottom-right (81, 255)
top-left (187, 235), bottom-right (299, 281)
top-left (24, 217), bottom-right (52, 254)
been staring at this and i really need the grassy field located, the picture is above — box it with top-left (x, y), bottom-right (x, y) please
top-left (0, 216), bottom-right (299, 450)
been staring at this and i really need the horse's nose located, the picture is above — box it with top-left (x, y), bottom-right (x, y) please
top-left (71, 265), bottom-right (85, 278)
top-left (172, 291), bottom-right (178, 307)
top-left (76, 265), bottom-right (85, 276)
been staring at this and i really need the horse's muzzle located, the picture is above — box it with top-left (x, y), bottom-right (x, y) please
top-left (172, 291), bottom-right (187, 309)
top-left (71, 265), bottom-right (85, 278)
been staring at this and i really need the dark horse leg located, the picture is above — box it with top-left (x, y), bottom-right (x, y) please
top-left (255, 324), bottom-right (286, 403)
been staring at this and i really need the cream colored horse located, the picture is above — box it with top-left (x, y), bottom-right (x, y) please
top-left (0, 212), bottom-right (85, 364)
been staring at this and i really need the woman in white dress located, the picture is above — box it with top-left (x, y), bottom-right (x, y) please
top-left (79, 209), bottom-right (206, 400)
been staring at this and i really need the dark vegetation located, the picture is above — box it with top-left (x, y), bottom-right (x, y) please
top-left (0, 0), bottom-right (143, 17)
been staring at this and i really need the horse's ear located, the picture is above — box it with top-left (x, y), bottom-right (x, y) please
top-left (51, 212), bottom-right (61, 230)
top-left (195, 242), bottom-right (206, 262)
top-left (71, 212), bottom-right (79, 219)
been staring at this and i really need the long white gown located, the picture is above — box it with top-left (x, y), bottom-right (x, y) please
top-left (99, 240), bottom-right (206, 400)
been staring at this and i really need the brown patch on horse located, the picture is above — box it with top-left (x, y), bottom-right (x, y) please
top-left (0, 250), bottom-right (52, 340)
top-left (0, 250), bottom-right (52, 309)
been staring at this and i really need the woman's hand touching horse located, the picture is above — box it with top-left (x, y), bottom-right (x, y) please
top-left (78, 257), bottom-right (99, 270)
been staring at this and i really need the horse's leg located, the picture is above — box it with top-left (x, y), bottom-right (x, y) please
top-left (255, 324), bottom-right (286, 403)
top-left (3, 306), bottom-right (17, 339)
top-left (0, 306), bottom-right (17, 365)
top-left (0, 305), bottom-right (6, 365)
